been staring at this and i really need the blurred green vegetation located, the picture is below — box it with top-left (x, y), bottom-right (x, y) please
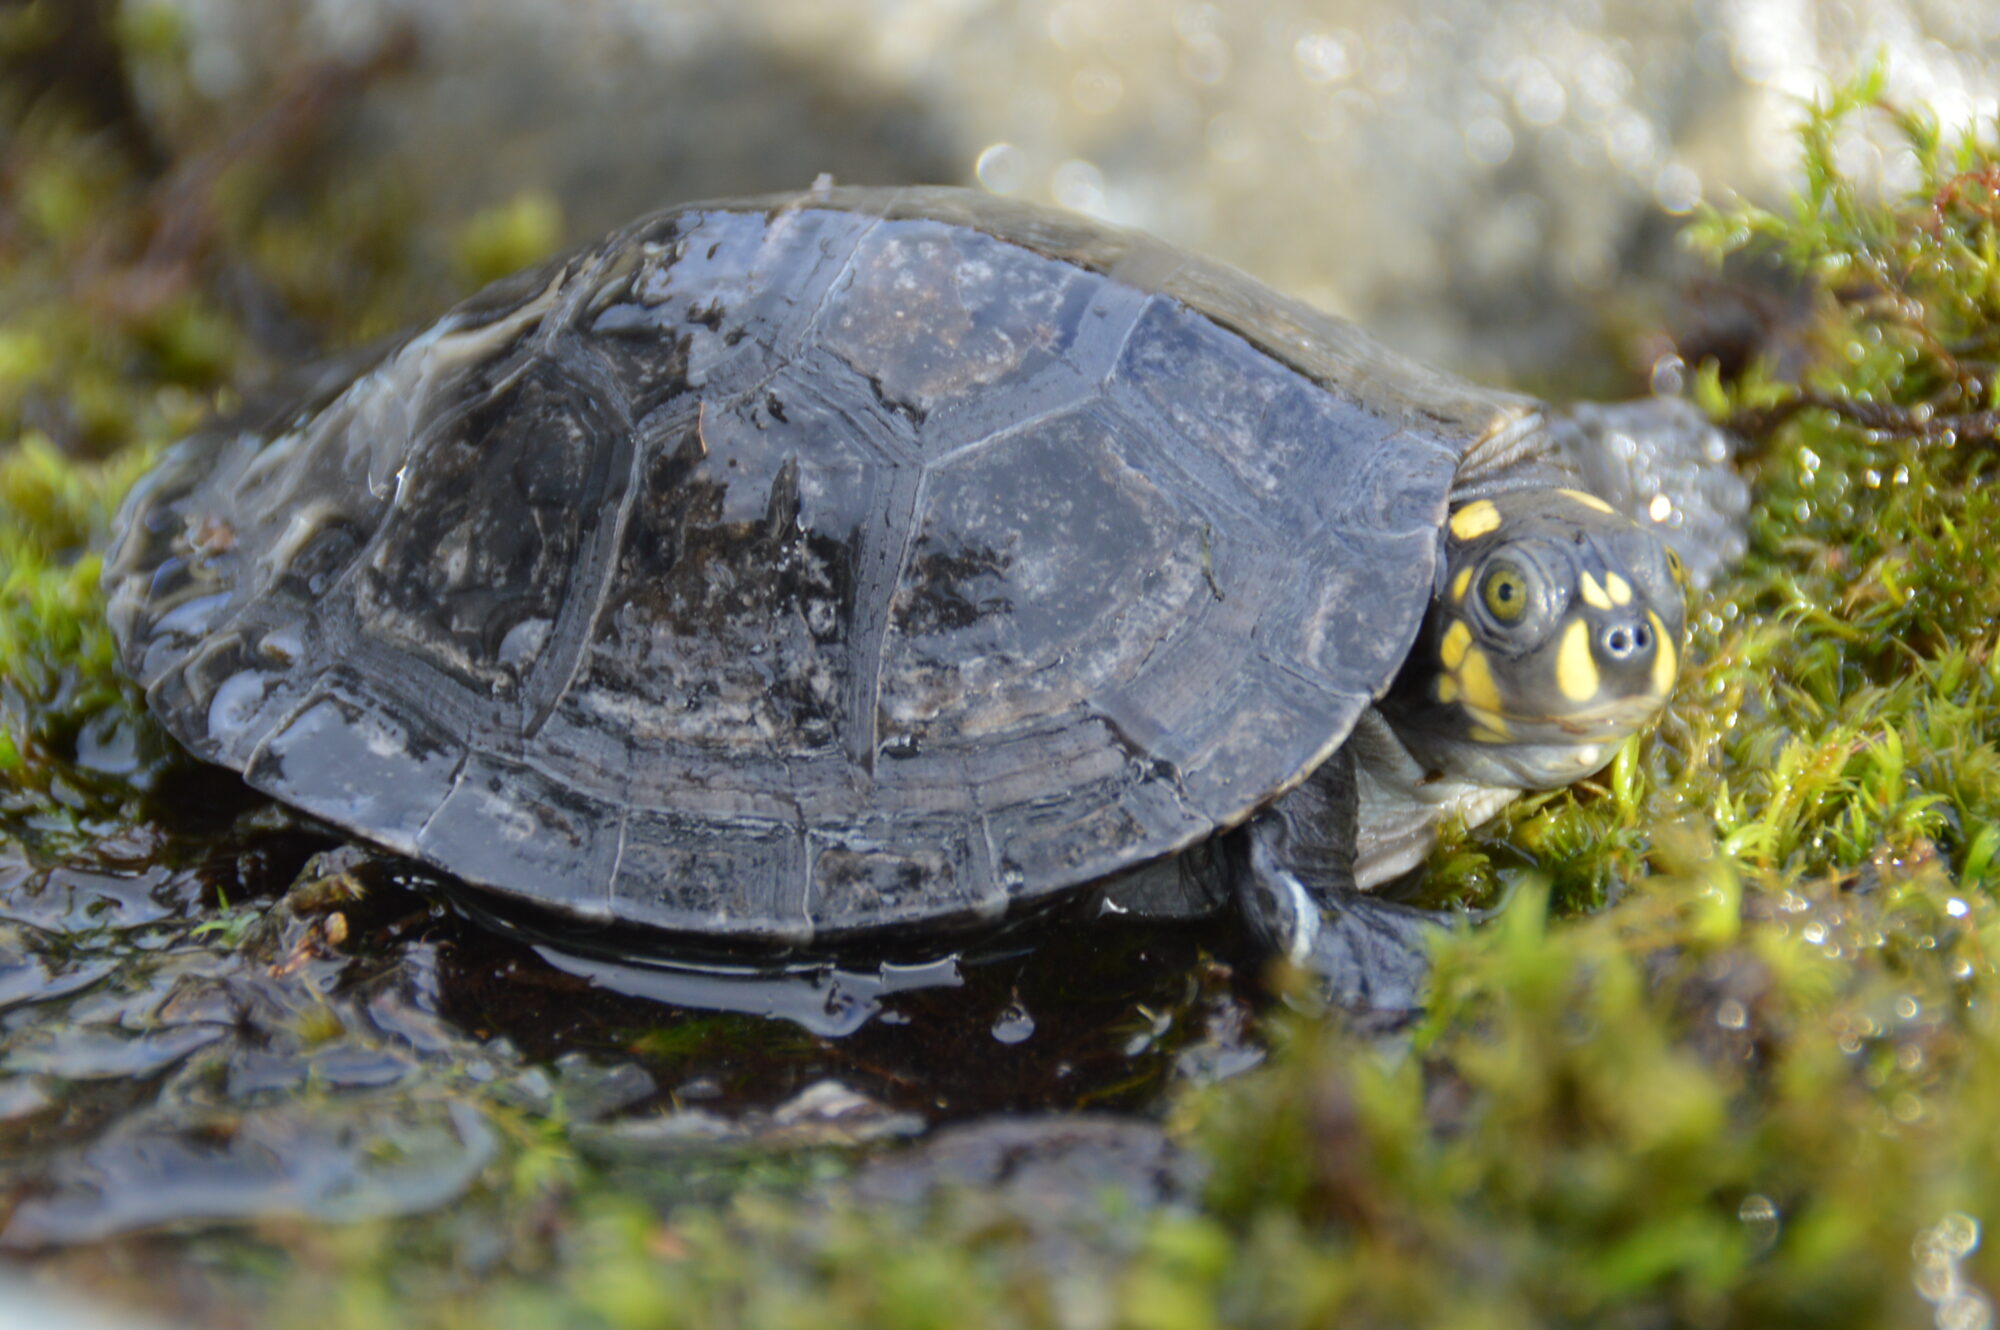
top-left (6, 25), bottom-right (2000, 1329)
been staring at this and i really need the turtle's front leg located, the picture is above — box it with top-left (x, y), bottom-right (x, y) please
top-left (1227, 748), bottom-right (1445, 1013)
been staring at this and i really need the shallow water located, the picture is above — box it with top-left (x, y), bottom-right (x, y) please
top-left (0, 765), bottom-right (1261, 1246)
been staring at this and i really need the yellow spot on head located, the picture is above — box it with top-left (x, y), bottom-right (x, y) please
top-left (1449, 500), bottom-right (1501, 542)
top-left (1555, 618), bottom-right (1600, 702)
top-left (1579, 571), bottom-right (1612, 611)
top-left (1440, 620), bottom-right (1472, 670)
top-left (1604, 571), bottom-right (1633, 605)
top-left (1649, 610), bottom-right (1678, 698)
top-left (1458, 646), bottom-right (1503, 714)
top-left (1665, 546), bottom-right (1687, 587)
top-left (1560, 488), bottom-right (1616, 515)
top-left (1464, 705), bottom-right (1513, 742)
top-left (1451, 567), bottom-right (1472, 602)
top-left (1436, 675), bottom-right (1459, 704)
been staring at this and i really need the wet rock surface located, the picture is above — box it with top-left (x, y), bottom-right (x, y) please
top-left (853, 1111), bottom-right (1197, 1212)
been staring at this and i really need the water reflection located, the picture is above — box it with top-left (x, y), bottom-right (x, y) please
top-left (0, 807), bottom-right (1259, 1244)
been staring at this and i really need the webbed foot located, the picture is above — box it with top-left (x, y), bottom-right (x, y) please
top-left (1236, 822), bottom-right (1445, 1013)
top-left (1229, 748), bottom-right (1449, 1013)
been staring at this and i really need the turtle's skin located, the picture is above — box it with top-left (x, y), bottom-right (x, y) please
top-left (105, 186), bottom-right (1740, 1002)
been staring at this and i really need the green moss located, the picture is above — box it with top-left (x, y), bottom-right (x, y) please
top-left (453, 192), bottom-right (566, 289)
top-left (0, 434), bottom-right (165, 851)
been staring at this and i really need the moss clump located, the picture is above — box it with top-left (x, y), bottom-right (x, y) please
top-left (453, 192), bottom-right (567, 289)
top-left (1178, 71), bottom-right (2000, 1329)
top-left (1427, 67), bottom-right (2000, 923)
top-left (0, 435), bottom-right (165, 853)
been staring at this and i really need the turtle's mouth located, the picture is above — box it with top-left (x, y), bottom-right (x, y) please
top-left (1501, 691), bottom-right (1671, 745)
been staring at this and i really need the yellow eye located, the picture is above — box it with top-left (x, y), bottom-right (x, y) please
top-left (1665, 546), bottom-right (1687, 587)
top-left (1481, 566), bottom-right (1529, 622)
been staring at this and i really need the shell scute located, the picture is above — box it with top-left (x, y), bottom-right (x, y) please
top-left (244, 678), bottom-right (463, 856)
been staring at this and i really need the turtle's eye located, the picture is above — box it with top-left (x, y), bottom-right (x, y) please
top-left (1481, 564), bottom-right (1529, 623)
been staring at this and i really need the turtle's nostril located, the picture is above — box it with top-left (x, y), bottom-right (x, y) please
top-left (1602, 621), bottom-right (1650, 660)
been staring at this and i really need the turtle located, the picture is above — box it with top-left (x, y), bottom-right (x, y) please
top-left (104, 184), bottom-right (1744, 1007)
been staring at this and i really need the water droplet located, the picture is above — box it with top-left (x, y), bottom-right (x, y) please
top-left (1939, 1292), bottom-right (1994, 1330)
top-left (1207, 112), bottom-right (1258, 166)
top-left (1715, 998), bottom-right (1747, 1030)
top-left (1916, 1254), bottom-right (1957, 1303)
top-left (1938, 1213), bottom-right (1983, 1258)
top-left (1052, 159), bottom-right (1108, 215)
top-left (1654, 162), bottom-right (1702, 214)
top-left (1738, 1193), bottom-right (1781, 1252)
top-left (1045, 2), bottom-right (1089, 51)
top-left (1512, 62), bottom-right (1566, 126)
top-left (991, 1000), bottom-right (1035, 1045)
top-left (1465, 116), bottom-right (1514, 167)
top-left (1180, 32), bottom-right (1229, 86)
top-left (1072, 66), bottom-right (1124, 115)
top-left (1294, 30), bottom-right (1352, 84)
top-left (1739, 1194), bottom-right (1778, 1224)
top-left (975, 142), bottom-right (1027, 195)
top-left (1649, 355), bottom-right (1685, 397)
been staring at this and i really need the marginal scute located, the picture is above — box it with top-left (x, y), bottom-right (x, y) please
top-left (245, 680), bottom-right (463, 855)
top-left (103, 186), bottom-right (1513, 942)
top-left (420, 752), bottom-right (623, 917)
top-left (610, 807), bottom-right (818, 937)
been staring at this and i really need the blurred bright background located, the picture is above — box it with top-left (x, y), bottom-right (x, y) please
top-left (121, 0), bottom-right (2000, 388)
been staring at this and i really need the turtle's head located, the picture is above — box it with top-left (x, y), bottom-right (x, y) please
top-left (1382, 488), bottom-right (1688, 790)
